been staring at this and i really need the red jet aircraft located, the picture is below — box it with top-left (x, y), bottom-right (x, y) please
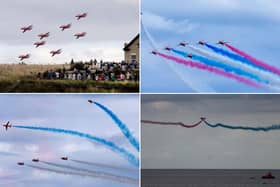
top-left (217, 40), bottom-right (228, 45)
top-left (50, 49), bottom-right (62, 57)
top-left (198, 40), bottom-right (206, 45)
top-left (74, 32), bottom-right (87, 39)
top-left (178, 42), bottom-right (188, 47)
top-left (34, 41), bottom-right (46, 48)
top-left (76, 13), bottom-right (87, 20)
top-left (38, 32), bottom-right (50, 40)
top-left (151, 51), bottom-right (158, 55)
top-left (21, 25), bottom-right (32, 33)
top-left (164, 47), bottom-right (172, 51)
top-left (200, 117), bottom-right (206, 121)
top-left (59, 24), bottom-right (71, 31)
top-left (61, 157), bottom-right (68, 160)
top-left (3, 121), bottom-right (11, 131)
top-left (18, 54), bottom-right (30, 61)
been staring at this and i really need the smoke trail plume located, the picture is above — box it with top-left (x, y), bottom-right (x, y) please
top-left (204, 120), bottom-right (280, 132)
top-left (224, 43), bottom-right (280, 76)
top-left (0, 151), bottom-right (19, 157)
top-left (40, 161), bottom-right (138, 184)
top-left (13, 125), bottom-right (139, 167)
top-left (141, 16), bottom-right (211, 92)
top-left (141, 119), bottom-right (203, 128)
top-left (187, 45), bottom-right (280, 85)
top-left (71, 159), bottom-right (137, 172)
top-left (156, 52), bottom-right (264, 88)
top-left (141, 118), bottom-right (280, 132)
top-left (26, 164), bottom-right (88, 177)
top-left (171, 48), bottom-right (267, 85)
top-left (204, 43), bottom-right (267, 72)
top-left (93, 101), bottom-right (139, 151)
top-left (26, 164), bottom-right (138, 185)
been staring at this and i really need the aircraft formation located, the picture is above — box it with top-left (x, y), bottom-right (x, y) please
top-left (152, 40), bottom-right (228, 56)
top-left (17, 157), bottom-right (67, 165)
top-left (18, 157), bottom-right (72, 165)
top-left (150, 39), bottom-right (280, 91)
top-left (18, 12), bottom-right (88, 62)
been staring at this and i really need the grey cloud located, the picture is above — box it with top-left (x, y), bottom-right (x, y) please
top-left (142, 94), bottom-right (280, 169)
top-left (0, 0), bottom-right (138, 63)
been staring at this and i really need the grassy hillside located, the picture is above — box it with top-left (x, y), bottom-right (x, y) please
top-left (0, 64), bottom-right (69, 80)
top-left (0, 64), bottom-right (139, 93)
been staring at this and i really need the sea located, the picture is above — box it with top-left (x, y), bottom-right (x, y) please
top-left (141, 169), bottom-right (280, 187)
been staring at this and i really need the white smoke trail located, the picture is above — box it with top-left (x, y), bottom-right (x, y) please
top-left (141, 16), bottom-right (215, 92)
top-left (26, 164), bottom-right (91, 178)
top-left (188, 45), bottom-right (280, 88)
top-left (70, 159), bottom-right (138, 172)
top-left (0, 151), bottom-right (20, 157)
top-left (40, 161), bottom-right (138, 185)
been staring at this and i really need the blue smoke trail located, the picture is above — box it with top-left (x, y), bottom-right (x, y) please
top-left (204, 44), bottom-right (271, 73)
top-left (13, 125), bottom-right (139, 167)
top-left (203, 121), bottom-right (280, 132)
top-left (171, 49), bottom-right (188, 57)
top-left (171, 49), bottom-right (268, 84)
top-left (93, 102), bottom-right (139, 152)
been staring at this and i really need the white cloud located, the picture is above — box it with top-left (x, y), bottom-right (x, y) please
top-left (25, 144), bottom-right (39, 152)
top-left (143, 12), bottom-right (198, 34)
top-left (0, 143), bottom-right (12, 152)
top-left (150, 101), bottom-right (175, 111)
top-left (61, 143), bottom-right (92, 154)
top-left (212, 0), bottom-right (280, 21)
top-left (0, 41), bottom-right (124, 64)
top-left (143, 0), bottom-right (280, 23)
top-left (32, 170), bottom-right (52, 179)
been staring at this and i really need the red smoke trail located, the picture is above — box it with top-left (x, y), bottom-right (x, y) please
top-left (224, 44), bottom-right (280, 76)
top-left (141, 119), bottom-right (203, 128)
top-left (157, 52), bottom-right (264, 88)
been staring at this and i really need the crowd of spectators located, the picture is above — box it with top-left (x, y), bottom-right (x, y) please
top-left (37, 59), bottom-right (139, 82)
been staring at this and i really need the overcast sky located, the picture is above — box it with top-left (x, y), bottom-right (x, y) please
top-left (142, 94), bottom-right (280, 169)
top-left (141, 0), bottom-right (280, 93)
top-left (0, 0), bottom-right (139, 64)
top-left (0, 94), bottom-right (139, 187)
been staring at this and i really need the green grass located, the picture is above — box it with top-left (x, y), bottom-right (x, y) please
top-left (0, 64), bottom-right (139, 93)
top-left (0, 79), bottom-right (139, 93)
top-left (0, 64), bottom-right (69, 80)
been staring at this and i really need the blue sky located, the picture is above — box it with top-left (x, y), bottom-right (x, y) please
top-left (142, 94), bottom-right (280, 169)
top-left (0, 94), bottom-right (139, 187)
top-left (141, 0), bottom-right (280, 93)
